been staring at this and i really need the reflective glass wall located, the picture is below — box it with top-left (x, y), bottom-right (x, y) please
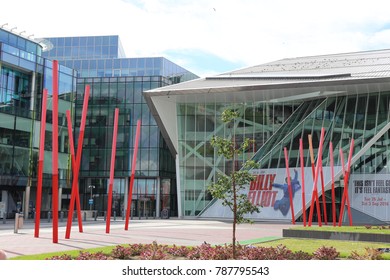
top-left (177, 101), bottom-right (299, 216)
top-left (76, 76), bottom-right (177, 217)
top-left (0, 27), bottom-right (77, 218)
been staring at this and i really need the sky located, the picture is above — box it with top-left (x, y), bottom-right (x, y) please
top-left (1, 0), bottom-right (390, 77)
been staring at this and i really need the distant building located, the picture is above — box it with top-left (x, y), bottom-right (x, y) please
top-left (145, 50), bottom-right (390, 224)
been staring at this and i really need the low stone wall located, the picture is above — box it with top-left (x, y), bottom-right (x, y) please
top-left (283, 229), bottom-right (390, 243)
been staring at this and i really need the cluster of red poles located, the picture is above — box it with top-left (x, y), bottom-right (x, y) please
top-left (284, 127), bottom-right (354, 227)
top-left (34, 61), bottom-right (142, 243)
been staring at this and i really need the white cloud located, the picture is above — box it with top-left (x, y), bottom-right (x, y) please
top-left (2, 0), bottom-right (390, 76)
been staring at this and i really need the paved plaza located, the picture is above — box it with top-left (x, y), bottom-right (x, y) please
top-left (0, 217), bottom-right (291, 259)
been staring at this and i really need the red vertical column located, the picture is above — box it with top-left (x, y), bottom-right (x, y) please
top-left (106, 108), bottom-right (120, 233)
top-left (308, 135), bottom-right (316, 178)
top-left (34, 89), bottom-right (48, 238)
top-left (329, 142), bottom-right (336, 226)
top-left (52, 60), bottom-right (59, 243)
top-left (65, 110), bottom-right (83, 233)
top-left (338, 139), bottom-right (354, 226)
top-left (299, 138), bottom-right (306, 226)
top-left (125, 120), bottom-right (141, 230)
top-left (308, 128), bottom-right (325, 227)
top-left (65, 85), bottom-right (90, 239)
top-left (283, 147), bottom-right (295, 224)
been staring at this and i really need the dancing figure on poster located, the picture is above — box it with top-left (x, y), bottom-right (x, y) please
top-left (273, 169), bottom-right (301, 216)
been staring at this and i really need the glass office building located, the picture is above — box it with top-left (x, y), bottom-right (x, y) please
top-left (0, 27), bottom-right (77, 218)
top-left (145, 50), bottom-right (390, 224)
top-left (43, 35), bottom-right (198, 218)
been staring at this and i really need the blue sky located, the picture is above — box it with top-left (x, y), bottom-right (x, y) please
top-left (2, 0), bottom-right (390, 77)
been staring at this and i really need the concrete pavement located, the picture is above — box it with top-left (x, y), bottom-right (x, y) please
top-left (0, 217), bottom-right (292, 259)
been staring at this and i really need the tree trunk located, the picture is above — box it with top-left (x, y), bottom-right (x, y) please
top-left (233, 187), bottom-right (237, 259)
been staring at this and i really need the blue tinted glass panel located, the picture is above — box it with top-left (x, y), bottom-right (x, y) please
top-left (137, 58), bottom-right (145, 68)
top-left (130, 59), bottom-right (137, 68)
top-left (102, 36), bottom-right (109, 45)
top-left (65, 37), bottom-right (71, 46)
top-left (17, 37), bottom-right (25, 49)
top-left (0, 29), bottom-right (8, 42)
top-left (2, 44), bottom-right (19, 55)
top-left (87, 36), bottom-right (94, 45)
top-left (59, 73), bottom-right (73, 93)
top-left (109, 46), bottom-right (117, 57)
top-left (64, 47), bottom-right (71, 57)
top-left (72, 37), bottom-right (80, 46)
top-left (80, 37), bottom-right (87, 46)
top-left (105, 59), bottom-right (112, 68)
top-left (19, 59), bottom-right (35, 71)
top-left (82, 60), bottom-right (89, 69)
top-left (95, 36), bottom-right (102, 45)
top-left (146, 58), bottom-right (153, 68)
top-left (102, 46), bottom-right (109, 56)
top-left (2, 53), bottom-right (19, 65)
top-left (104, 69), bottom-right (112, 77)
top-left (113, 59), bottom-right (120, 68)
top-left (89, 60), bottom-right (97, 69)
top-left (87, 46), bottom-right (94, 57)
top-left (57, 47), bottom-right (64, 57)
top-left (71, 47), bottom-right (79, 57)
top-left (153, 58), bottom-right (162, 68)
top-left (26, 41), bottom-right (37, 54)
top-left (8, 34), bottom-right (17, 45)
top-left (73, 60), bottom-right (81, 69)
top-left (121, 59), bottom-right (129, 68)
top-left (109, 36), bottom-right (118, 45)
top-left (79, 47), bottom-right (87, 58)
top-left (65, 61), bottom-right (73, 68)
top-left (97, 59), bottom-right (105, 69)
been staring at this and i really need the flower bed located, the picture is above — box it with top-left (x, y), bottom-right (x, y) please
top-left (45, 241), bottom-right (384, 260)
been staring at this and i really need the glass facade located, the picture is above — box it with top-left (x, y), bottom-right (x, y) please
top-left (44, 36), bottom-right (197, 82)
top-left (145, 50), bottom-right (390, 223)
top-left (43, 35), bottom-right (198, 218)
top-left (75, 76), bottom-right (177, 217)
top-left (0, 27), bottom-right (77, 218)
top-left (177, 101), bottom-right (299, 216)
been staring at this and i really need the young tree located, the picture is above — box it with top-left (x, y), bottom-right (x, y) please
top-left (208, 109), bottom-right (260, 259)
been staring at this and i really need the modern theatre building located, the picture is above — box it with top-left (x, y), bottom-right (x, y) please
top-left (2, 23), bottom-right (390, 224)
top-left (145, 49), bottom-right (390, 224)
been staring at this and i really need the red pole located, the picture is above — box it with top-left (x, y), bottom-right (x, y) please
top-left (338, 147), bottom-right (346, 226)
top-left (299, 138), bottom-right (306, 226)
top-left (345, 139), bottom-right (354, 225)
top-left (283, 147), bottom-right (295, 224)
top-left (34, 89), bottom-right (48, 238)
top-left (320, 165), bottom-right (328, 225)
top-left (338, 139), bottom-right (354, 226)
top-left (52, 60), bottom-right (59, 243)
top-left (308, 128), bottom-right (325, 227)
top-left (329, 142), bottom-right (336, 226)
top-left (106, 108), bottom-right (119, 233)
top-left (65, 85), bottom-right (90, 239)
top-left (125, 120), bottom-right (141, 230)
top-left (65, 110), bottom-right (83, 233)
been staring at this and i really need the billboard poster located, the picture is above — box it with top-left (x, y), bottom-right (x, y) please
top-left (349, 173), bottom-right (390, 221)
top-left (202, 166), bottom-right (342, 220)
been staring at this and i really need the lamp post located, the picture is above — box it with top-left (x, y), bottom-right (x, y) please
top-left (88, 185), bottom-right (95, 211)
